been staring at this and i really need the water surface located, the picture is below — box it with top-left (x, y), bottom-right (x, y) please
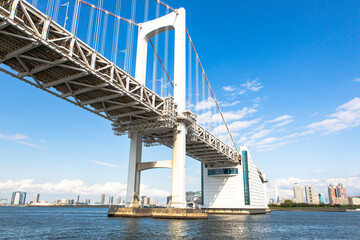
top-left (1, 207), bottom-right (359, 239)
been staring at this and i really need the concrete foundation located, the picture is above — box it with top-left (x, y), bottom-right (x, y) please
top-left (108, 207), bottom-right (152, 218)
top-left (108, 206), bottom-right (208, 219)
top-left (152, 208), bottom-right (208, 219)
top-left (204, 208), bottom-right (268, 215)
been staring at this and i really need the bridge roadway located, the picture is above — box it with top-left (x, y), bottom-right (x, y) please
top-left (0, 0), bottom-right (240, 167)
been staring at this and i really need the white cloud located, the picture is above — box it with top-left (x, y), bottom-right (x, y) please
top-left (86, 160), bottom-right (119, 168)
top-left (267, 175), bottom-right (360, 200)
top-left (0, 179), bottom-right (169, 198)
top-left (0, 133), bottom-right (46, 150)
top-left (266, 115), bottom-right (292, 123)
top-left (314, 169), bottom-right (326, 174)
top-left (307, 97), bottom-right (360, 133)
top-left (197, 107), bottom-right (257, 125)
top-left (195, 97), bottom-right (216, 111)
top-left (354, 78), bottom-right (360, 82)
top-left (265, 115), bottom-right (294, 127)
top-left (223, 86), bottom-right (235, 92)
top-left (212, 119), bottom-right (260, 135)
top-left (241, 78), bottom-right (263, 92)
top-left (221, 101), bottom-right (241, 107)
top-left (250, 129), bottom-right (271, 140)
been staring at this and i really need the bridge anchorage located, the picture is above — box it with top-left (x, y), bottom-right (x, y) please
top-left (0, 0), bottom-right (268, 218)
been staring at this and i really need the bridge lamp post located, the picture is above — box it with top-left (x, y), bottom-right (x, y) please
top-left (61, 2), bottom-right (69, 28)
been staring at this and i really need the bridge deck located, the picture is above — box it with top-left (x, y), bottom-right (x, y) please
top-left (0, 0), bottom-right (239, 167)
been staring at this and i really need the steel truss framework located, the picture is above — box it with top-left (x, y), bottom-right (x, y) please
top-left (0, 0), bottom-right (240, 167)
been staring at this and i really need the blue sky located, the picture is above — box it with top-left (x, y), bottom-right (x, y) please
top-left (1, 0), bottom-right (360, 203)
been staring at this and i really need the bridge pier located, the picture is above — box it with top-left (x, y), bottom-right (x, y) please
top-left (170, 122), bottom-right (187, 208)
top-left (125, 132), bottom-right (142, 207)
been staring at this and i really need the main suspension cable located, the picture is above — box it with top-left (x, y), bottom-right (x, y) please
top-left (186, 29), bottom-right (239, 152)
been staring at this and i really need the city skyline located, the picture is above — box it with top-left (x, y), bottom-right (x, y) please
top-left (1, 0), bottom-right (360, 202)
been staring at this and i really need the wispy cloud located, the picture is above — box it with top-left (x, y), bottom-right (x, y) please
top-left (223, 86), bottom-right (236, 92)
top-left (0, 179), bottom-right (170, 197)
top-left (266, 115), bottom-right (294, 128)
top-left (195, 97), bottom-right (216, 111)
top-left (221, 100), bottom-right (241, 107)
top-left (86, 160), bottom-right (119, 168)
top-left (307, 97), bottom-right (360, 133)
top-left (241, 78), bottom-right (263, 92)
top-left (314, 169), bottom-right (326, 174)
top-left (197, 107), bottom-right (257, 125)
top-left (354, 78), bottom-right (360, 82)
top-left (0, 133), bottom-right (46, 150)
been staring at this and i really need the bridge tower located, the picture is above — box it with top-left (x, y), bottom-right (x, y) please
top-left (126, 8), bottom-right (186, 208)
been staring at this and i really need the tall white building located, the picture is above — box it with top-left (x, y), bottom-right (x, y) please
top-left (305, 185), bottom-right (314, 204)
top-left (33, 193), bottom-right (40, 204)
top-left (293, 183), bottom-right (304, 203)
top-left (202, 146), bottom-right (268, 214)
top-left (115, 196), bottom-right (122, 205)
top-left (100, 194), bottom-right (105, 204)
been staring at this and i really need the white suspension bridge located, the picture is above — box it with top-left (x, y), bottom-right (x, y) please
top-left (0, 0), bottom-right (243, 209)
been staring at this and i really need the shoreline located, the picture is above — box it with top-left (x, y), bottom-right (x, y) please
top-left (270, 208), bottom-right (347, 212)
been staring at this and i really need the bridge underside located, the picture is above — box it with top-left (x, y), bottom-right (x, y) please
top-left (0, 0), bottom-right (240, 167)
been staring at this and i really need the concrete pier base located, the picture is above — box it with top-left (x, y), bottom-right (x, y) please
top-left (152, 208), bottom-right (208, 219)
top-left (108, 206), bottom-right (208, 219)
top-left (204, 208), bottom-right (268, 215)
top-left (108, 206), bottom-right (152, 218)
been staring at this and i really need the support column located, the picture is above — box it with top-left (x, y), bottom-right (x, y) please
top-left (170, 8), bottom-right (187, 208)
top-left (171, 123), bottom-right (187, 208)
top-left (125, 132), bottom-right (142, 207)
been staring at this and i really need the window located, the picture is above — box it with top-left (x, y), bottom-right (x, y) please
top-left (208, 168), bottom-right (238, 176)
top-left (242, 150), bottom-right (250, 205)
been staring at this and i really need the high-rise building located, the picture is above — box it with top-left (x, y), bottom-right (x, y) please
top-left (109, 196), bottom-right (114, 204)
top-left (318, 193), bottom-right (325, 204)
top-left (141, 197), bottom-right (158, 206)
top-left (305, 185), bottom-right (314, 204)
top-left (11, 191), bottom-right (26, 205)
top-left (328, 183), bottom-right (348, 205)
top-left (77, 195), bottom-right (80, 204)
top-left (328, 184), bottom-right (337, 205)
top-left (313, 193), bottom-right (319, 204)
top-left (336, 183), bottom-right (347, 198)
top-left (100, 194), bottom-right (105, 204)
top-left (293, 183), bottom-right (304, 203)
top-left (33, 193), bottom-right (40, 204)
top-left (275, 185), bottom-right (279, 204)
top-left (115, 196), bottom-right (121, 205)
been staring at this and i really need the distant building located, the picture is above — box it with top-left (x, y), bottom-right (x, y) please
top-left (336, 183), bottom-right (347, 198)
top-left (328, 183), bottom-right (348, 205)
top-left (313, 193), bottom-right (319, 204)
top-left (275, 185), bottom-right (280, 204)
top-left (11, 191), bottom-right (26, 205)
top-left (328, 184), bottom-right (337, 205)
top-left (109, 196), bottom-right (114, 205)
top-left (115, 196), bottom-right (121, 205)
top-left (318, 193), bottom-right (325, 204)
top-left (56, 199), bottom-right (74, 205)
top-left (77, 195), bottom-right (80, 204)
top-left (293, 183), bottom-right (304, 203)
top-left (85, 199), bottom-right (91, 205)
top-left (100, 194), bottom-right (105, 204)
top-left (166, 196), bottom-right (171, 205)
top-left (33, 193), bottom-right (40, 204)
top-left (349, 197), bottom-right (360, 205)
top-left (0, 198), bottom-right (9, 206)
top-left (141, 197), bottom-right (158, 206)
top-left (305, 185), bottom-right (314, 204)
